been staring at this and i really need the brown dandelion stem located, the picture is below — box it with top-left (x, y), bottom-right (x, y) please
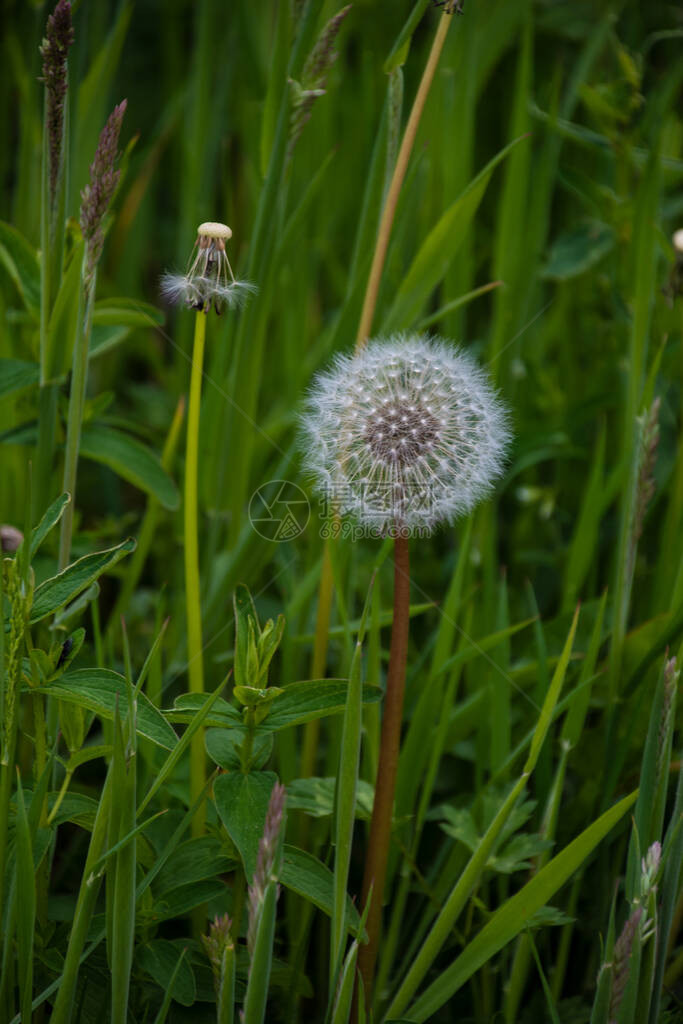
top-left (358, 532), bottom-right (410, 1004)
top-left (356, 11), bottom-right (453, 348)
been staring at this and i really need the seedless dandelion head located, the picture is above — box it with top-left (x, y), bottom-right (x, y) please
top-left (161, 221), bottom-right (256, 315)
top-left (300, 333), bottom-right (510, 535)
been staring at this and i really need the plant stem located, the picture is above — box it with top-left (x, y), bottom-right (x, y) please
top-left (58, 270), bottom-right (95, 570)
top-left (299, 541), bottom-right (334, 779)
top-left (185, 311), bottom-right (207, 837)
top-left (355, 10), bottom-right (452, 348)
top-left (302, 9), bottom-right (453, 788)
top-left (358, 533), bottom-right (410, 1004)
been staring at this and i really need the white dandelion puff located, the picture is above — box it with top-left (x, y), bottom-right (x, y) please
top-left (300, 333), bottom-right (511, 535)
top-left (160, 221), bottom-right (257, 315)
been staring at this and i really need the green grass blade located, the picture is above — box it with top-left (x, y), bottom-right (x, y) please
top-left (152, 947), bottom-right (188, 1024)
top-left (243, 882), bottom-right (278, 1024)
top-left (403, 791), bottom-right (638, 1022)
top-left (331, 576), bottom-right (374, 982)
top-left (14, 773), bottom-right (35, 1024)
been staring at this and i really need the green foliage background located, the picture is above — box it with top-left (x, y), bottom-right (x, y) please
top-left (0, 1), bottom-right (682, 1022)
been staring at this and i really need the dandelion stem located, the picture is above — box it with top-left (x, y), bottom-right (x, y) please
top-left (356, 11), bottom-right (453, 347)
top-left (358, 532), bottom-right (410, 1004)
top-left (185, 311), bottom-right (207, 840)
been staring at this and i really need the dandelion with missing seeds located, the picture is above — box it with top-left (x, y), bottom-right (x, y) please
top-left (163, 220), bottom-right (256, 842)
top-left (161, 221), bottom-right (256, 314)
top-left (300, 332), bottom-right (510, 535)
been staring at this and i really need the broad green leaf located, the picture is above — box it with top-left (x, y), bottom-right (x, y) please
top-left (260, 680), bottom-right (383, 732)
top-left (402, 792), bottom-right (638, 1022)
top-left (151, 879), bottom-right (226, 921)
top-left (382, 136), bottom-right (526, 332)
top-left (92, 297), bottom-right (164, 327)
top-left (0, 359), bottom-right (39, 399)
top-left (213, 770), bottom-right (278, 881)
top-left (151, 947), bottom-right (190, 1024)
top-left (80, 424), bottom-right (179, 510)
top-left (48, 792), bottom-right (99, 829)
top-left (34, 668), bottom-right (178, 749)
top-left (153, 835), bottom-right (235, 895)
top-left (30, 538), bottom-right (135, 622)
top-left (205, 727), bottom-right (273, 771)
top-left (281, 845), bottom-right (364, 939)
top-left (0, 221), bottom-right (40, 314)
top-left (166, 692), bottom-right (242, 728)
top-left (137, 941), bottom-right (196, 1007)
top-left (286, 777), bottom-right (373, 820)
top-left (29, 493), bottom-right (70, 558)
top-left (541, 220), bottom-right (615, 280)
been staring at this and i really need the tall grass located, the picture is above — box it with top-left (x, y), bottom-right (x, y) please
top-left (0, 2), bottom-right (681, 1022)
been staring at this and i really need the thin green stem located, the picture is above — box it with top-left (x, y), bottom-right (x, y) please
top-left (355, 11), bottom-right (452, 348)
top-left (358, 533), bottom-right (410, 1005)
top-left (185, 311), bottom-right (207, 836)
top-left (58, 269), bottom-right (96, 570)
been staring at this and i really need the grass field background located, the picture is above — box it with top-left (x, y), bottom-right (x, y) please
top-left (0, 1), bottom-right (681, 1022)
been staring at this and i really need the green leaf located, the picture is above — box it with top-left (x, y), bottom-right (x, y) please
top-left (80, 424), bottom-right (179, 510)
top-left (30, 538), bottom-right (135, 623)
top-left (213, 770), bottom-right (278, 881)
top-left (382, 136), bottom-right (526, 332)
top-left (0, 221), bottom-right (40, 315)
top-left (258, 680), bottom-right (383, 732)
top-left (233, 583), bottom-right (260, 689)
top-left (280, 845), bottom-right (364, 939)
top-left (286, 777), bottom-right (373, 820)
top-left (541, 221), bottom-right (615, 280)
top-left (404, 791), bottom-right (639, 1022)
top-left (44, 240), bottom-right (84, 381)
top-left (34, 668), bottom-right (178, 749)
top-left (137, 941), bottom-right (195, 1007)
top-left (0, 359), bottom-right (39, 400)
top-left (151, 947), bottom-right (191, 1024)
top-left (92, 297), bottom-right (164, 327)
top-left (29, 493), bottom-right (71, 559)
top-left (151, 879), bottom-right (226, 920)
top-left (153, 835), bottom-right (235, 895)
top-left (205, 728), bottom-right (273, 772)
top-left (383, 0), bottom-right (430, 73)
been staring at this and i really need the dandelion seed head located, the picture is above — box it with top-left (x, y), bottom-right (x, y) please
top-left (300, 333), bottom-right (511, 535)
top-left (160, 221), bottom-right (256, 315)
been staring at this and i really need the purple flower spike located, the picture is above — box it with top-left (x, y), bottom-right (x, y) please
top-left (80, 100), bottom-right (127, 286)
top-left (40, 0), bottom-right (74, 205)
